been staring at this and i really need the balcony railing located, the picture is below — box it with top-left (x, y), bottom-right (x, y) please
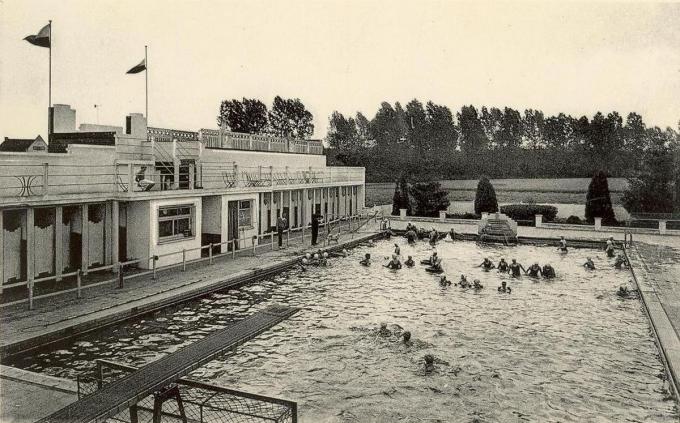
top-left (0, 160), bottom-right (364, 203)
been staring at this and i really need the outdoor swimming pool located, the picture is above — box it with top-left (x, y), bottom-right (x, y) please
top-left (9, 239), bottom-right (678, 422)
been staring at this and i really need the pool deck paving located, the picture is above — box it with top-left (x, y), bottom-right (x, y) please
top-left (1, 216), bottom-right (679, 422)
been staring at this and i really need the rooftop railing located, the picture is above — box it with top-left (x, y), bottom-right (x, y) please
top-left (153, 127), bottom-right (324, 155)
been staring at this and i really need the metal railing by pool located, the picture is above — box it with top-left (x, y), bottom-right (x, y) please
top-left (76, 357), bottom-right (297, 422)
top-left (0, 212), bottom-right (377, 310)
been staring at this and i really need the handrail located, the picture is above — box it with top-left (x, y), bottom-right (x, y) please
top-left (1, 213), bottom-right (368, 310)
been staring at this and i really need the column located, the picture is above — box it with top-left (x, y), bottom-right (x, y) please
top-left (55, 206), bottom-right (63, 281)
top-left (0, 210), bottom-right (4, 290)
top-left (302, 188), bottom-right (307, 226)
top-left (112, 201), bottom-right (119, 271)
top-left (26, 208), bottom-right (35, 281)
top-left (287, 190), bottom-right (292, 223)
top-left (104, 202), bottom-right (112, 266)
top-left (82, 204), bottom-right (89, 274)
top-left (312, 188), bottom-right (316, 217)
top-left (270, 191), bottom-right (277, 230)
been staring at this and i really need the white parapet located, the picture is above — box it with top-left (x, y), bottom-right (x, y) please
top-left (594, 217), bottom-right (602, 231)
top-left (400, 208), bottom-right (407, 220)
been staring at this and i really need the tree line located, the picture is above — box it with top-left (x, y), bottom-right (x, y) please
top-left (325, 100), bottom-right (679, 183)
top-left (217, 96), bottom-right (315, 139)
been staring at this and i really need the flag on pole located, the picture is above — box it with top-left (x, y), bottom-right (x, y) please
top-left (126, 58), bottom-right (146, 74)
top-left (24, 23), bottom-right (51, 48)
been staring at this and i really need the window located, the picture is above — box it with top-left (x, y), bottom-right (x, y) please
top-left (238, 200), bottom-right (252, 227)
top-left (158, 205), bottom-right (194, 242)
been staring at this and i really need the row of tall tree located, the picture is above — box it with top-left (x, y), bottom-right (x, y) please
top-left (217, 96), bottom-right (315, 139)
top-left (326, 101), bottom-right (679, 182)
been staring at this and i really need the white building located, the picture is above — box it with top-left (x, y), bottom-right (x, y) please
top-left (0, 106), bottom-right (365, 290)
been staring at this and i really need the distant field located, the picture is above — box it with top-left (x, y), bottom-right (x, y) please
top-left (366, 178), bottom-right (628, 207)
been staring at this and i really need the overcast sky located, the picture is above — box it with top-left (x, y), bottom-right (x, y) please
top-left (1, 0), bottom-right (679, 140)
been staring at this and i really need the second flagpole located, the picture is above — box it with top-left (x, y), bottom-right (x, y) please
top-left (145, 45), bottom-right (148, 123)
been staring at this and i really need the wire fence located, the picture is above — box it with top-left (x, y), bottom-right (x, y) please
top-left (77, 359), bottom-right (297, 423)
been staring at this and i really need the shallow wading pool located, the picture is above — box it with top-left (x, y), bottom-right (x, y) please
top-left (8, 239), bottom-right (678, 422)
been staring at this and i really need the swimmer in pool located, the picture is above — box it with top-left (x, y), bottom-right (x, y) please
top-left (439, 275), bottom-right (452, 286)
top-left (478, 257), bottom-right (495, 270)
top-left (360, 253), bottom-right (371, 266)
top-left (384, 254), bottom-right (402, 270)
top-left (329, 248), bottom-right (348, 258)
top-left (606, 236), bottom-right (614, 250)
top-left (402, 331), bottom-right (413, 346)
top-left (424, 354), bottom-right (435, 373)
top-left (509, 259), bottom-right (526, 277)
top-left (497, 258), bottom-right (509, 273)
top-left (378, 322), bottom-right (391, 337)
top-left (558, 236), bottom-right (568, 253)
top-left (320, 251), bottom-right (329, 266)
top-left (422, 251), bottom-right (438, 266)
top-left (298, 257), bottom-right (308, 271)
top-left (448, 228), bottom-right (456, 242)
top-left (498, 280), bottom-right (512, 294)
top-left (404, 255), bottom-right (415, 267)
top-left (526, 262), bottom-right (542, 277)
top-left (542, 264), bottom-right (556, 278)
top-left (473, 279), bottom-right (484, 289)
top-left (605, 243), bottom-right (616, 258)
top-left (394, 243), bottom-right (401, 257)
top-left (429, 228), bottom-right (438, 246)
top-left (458, 274), bottom-right (470, 288)
top-left (405, 228), bottom-right (417, 244)
top-left (426, 254), bottom-right (443, 273)
top-left (583, 257), bottom-right (595, 270)
top-left (614, 254), bottom-right (628, 269)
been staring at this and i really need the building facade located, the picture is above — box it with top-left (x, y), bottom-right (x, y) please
top-left (0, 106), bottom-right (365, 290)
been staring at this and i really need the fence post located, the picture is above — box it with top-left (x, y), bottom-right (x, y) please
top-left (271, 232), bottom-right (275, 250)
top-left (209, 243), bottom-right (213, 264)
top-left (27, 279), bottom-right (34, 310)
top-left (42, 162), bottom-right (49, 195)
top-left (302, 226), bottom-right (305, 243)
top-left (232, 239), bottom-right (237, 259)
top-left (287, 228), bottom-right (290, 247)
top-left (96, 361), bottom-right (104, 389)
top-left (118, 263), bottom-right (124, 289)
top-left (76, 269), bottom-right (82, 299)
top-left (152, 256), bottom-right (158, 279)
top-left (252, 236), bottom-right (257, 256)
top-left (182, 249), bottom-right (186, 271)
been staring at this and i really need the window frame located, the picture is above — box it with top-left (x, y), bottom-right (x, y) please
top-left (238, 200), bottom-right (253, 229)
top-left (157, 204), bottom-right (195, 244)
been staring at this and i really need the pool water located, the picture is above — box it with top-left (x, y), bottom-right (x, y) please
top-left (10, 239), bottom-right (678, 422)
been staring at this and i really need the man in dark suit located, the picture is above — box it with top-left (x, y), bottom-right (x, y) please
top-left (311, 213), bottom-right (319, 245)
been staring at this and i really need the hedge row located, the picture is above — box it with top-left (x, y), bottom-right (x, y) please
top-left (499, 204), bottom-right (558, 222)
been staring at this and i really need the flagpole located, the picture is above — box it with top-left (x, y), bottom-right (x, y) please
top-left (48, 20), bottom-right (52, 136)
top-left (145, 45), bottom-right (148, 123)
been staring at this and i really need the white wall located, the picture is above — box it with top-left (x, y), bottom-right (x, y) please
top-left (125, 201), bottom-right (150, 268)
top-left (201, 196), bottom-right (222, 236)
top-left (149, 197), bottom-right (202, 268)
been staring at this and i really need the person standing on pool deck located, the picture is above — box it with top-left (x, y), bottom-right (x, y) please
top-left (509, 259), bottom-right (526, 277)
top-left (311, 214), bottom-right (319, 245)
top-left (277, 215), bottom-right (287, 248)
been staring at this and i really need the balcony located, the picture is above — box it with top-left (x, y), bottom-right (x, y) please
top-left (0, 159), bottom-right (365, 206)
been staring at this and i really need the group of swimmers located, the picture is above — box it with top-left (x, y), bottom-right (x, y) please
top-left (299, 248), bottom-right (352, 269)
top-left (477, 257), bottom-right (557, 279)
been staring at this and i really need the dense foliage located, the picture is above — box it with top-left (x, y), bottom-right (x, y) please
top-left (409, 181), bottom-right (450, 217)
top-left (500, 204), bottom-right (558, 222)
top-left (585, 171), bottom-right (616, 224)
top-left (474, 177), bottom-right (498, 215)
top-left (391, 174), bottom-right (412, 216)
top-left (217, 96), bottom-right (314, 138)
